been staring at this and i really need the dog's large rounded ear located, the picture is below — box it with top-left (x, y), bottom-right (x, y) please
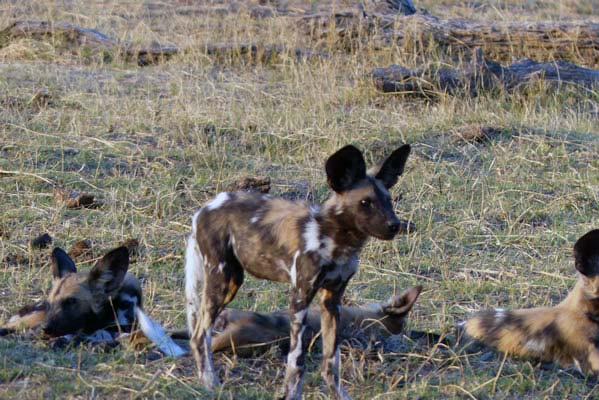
top-left (574, 229), bottom-right (599, 277)
top-left (325, 145), bottom-right (367, 193)
top-left (384, 285), bottom-right (422, 315)
top-left (88, 247), bottom-right (129, 307)
top-left (51, 248), bottom-right (77, 279)
top-left (368, 144), bottom-right (411, 189)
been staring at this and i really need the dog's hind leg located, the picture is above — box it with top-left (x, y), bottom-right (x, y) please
top-left (190, 248), bottom-right (244, 390)
top-left (185, 211), bottom-right (204, 336)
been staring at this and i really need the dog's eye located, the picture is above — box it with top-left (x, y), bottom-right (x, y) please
top-left (360, 199), bottom-right (372, 208)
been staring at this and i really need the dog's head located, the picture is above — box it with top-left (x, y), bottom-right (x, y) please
top-left (43, 247), bottom-right (129, 337)
top-left (573, 229), bottom-right (599, 298)
top-left (325, 144), bottom-right (411, 240)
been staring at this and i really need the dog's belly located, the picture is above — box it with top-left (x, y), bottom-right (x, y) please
top-left (237, 252), bottom-right (294, 283)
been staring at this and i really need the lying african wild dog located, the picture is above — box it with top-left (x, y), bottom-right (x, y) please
top-left (462, 229), bottom-right (599, 374)
top-left (185, 144), bottom-right (411, 399)
top-left (212, 285), bottom-right (422, 355)
top-left (0, 246), bottom-right (185, 357)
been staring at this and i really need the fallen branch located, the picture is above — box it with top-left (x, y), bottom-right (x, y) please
top-left (0, 20), bottom-right (177, 65)
top-left (303, 12), bottom-right (599, 63)
top-left (0, 20), bottom-right (327, 65)
top-left (372, 50), bottom-right (599, 95)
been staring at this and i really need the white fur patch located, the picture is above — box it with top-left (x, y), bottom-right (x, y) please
top-left (287, 325), bottom-right (306, 369)
top-left (134, 306), bottom-right (186, 357)
top-left (318, 236), bottom-right (335, 261)
top-left (251, 214), bottom-right (260, 224)
top-left (494, 308), bottom-right (506, 324)
top-left (573, 358), bottom-right (583, 373)
top-left (303, 219), bottom-right (320, 252)
top-left (185, 211), bottom-right (204, 335)
top-left (290, 250), bottom-right (300, 287)
top-left (217, 262), bottom-right (225, 273)
top-left (205, 192), bottom-right (230, 211)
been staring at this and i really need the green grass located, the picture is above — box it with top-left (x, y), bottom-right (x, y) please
top-left (1, 0), bottom-right (599, 398)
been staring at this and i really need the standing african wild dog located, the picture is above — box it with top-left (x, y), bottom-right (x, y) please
top-left (185, 144), bottom-right (411, 399)
top-left (1, 246), bottom-right (184, 357)
top-left (462, 229), bottom-right (599, 374)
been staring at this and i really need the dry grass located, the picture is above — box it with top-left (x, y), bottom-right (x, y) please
top-left (1, 1), bottom-right (598, 399)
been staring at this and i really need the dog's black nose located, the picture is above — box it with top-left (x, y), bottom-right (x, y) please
top-left (388, 220), bottom-right (401, 234)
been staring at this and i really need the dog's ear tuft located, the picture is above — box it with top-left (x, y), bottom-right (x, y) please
top-left (51, 248), bottom-right (77, 279)
top-left (88, 247), bottom-right (129, 309)
top-left (325, 145), bottom-right (367, 193)
top-left (384, 285), bottom-right (422, 315)
top-left (368, 144), bottom-right (411, 189)
top-left (574, 229), bottom-right (599, 277)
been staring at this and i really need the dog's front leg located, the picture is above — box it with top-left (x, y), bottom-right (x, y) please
top-left (283, 287), bottom-right (315, 400)
top-left (320, 286), bottom-right (351, 400)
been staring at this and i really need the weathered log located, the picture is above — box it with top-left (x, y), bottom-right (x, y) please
top-left (0, 20), bottom-right (178, 65)
top-left (303, 12), bottom-right (599, 63)
top-left (372, 50), bottom-right (599, 95)
top-left (0, 20), bottom-right (327, 65)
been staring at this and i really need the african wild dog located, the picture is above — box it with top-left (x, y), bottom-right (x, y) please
top-left (185, 144), bottom-right (411, 399)
top-left (0, 246), bottom-right (184, 357)
top-left (461, 229), bottom-right (599, 374)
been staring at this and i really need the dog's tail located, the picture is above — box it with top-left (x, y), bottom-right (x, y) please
top-left (185, 210), bottom-right (204, 336)
top-left (0, 301), bottom-right (49, 335)
top-left (134, 306), bottom-right (186, 357)
top-left (460, 307), bottom-right (560, 362)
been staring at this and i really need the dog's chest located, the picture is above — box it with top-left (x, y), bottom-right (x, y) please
top-left (316, 254), bottom-right (359, 289)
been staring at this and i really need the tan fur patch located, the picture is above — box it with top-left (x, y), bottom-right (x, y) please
top-left (224, 280), bottom-right (240, 305)
top-left (333, 185), bottom-right (375, 210)
top-left (5, 309), bottom-right (47, 330)
top-left (48, 274), bottom-right (93, 304)
top-left (260, 199), bottom-right (310, 252)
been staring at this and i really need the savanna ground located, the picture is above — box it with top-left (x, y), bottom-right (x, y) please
top-left (1, 0), bottom-right (598, 398)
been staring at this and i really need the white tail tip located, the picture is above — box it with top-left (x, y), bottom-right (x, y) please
top-left (134, 306), bottom-right (187, 357)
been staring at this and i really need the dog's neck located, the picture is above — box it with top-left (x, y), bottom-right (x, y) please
top-left (318, 195), bottom-right (369, 258)
top-left (560, 279), bottom-right (599, 320)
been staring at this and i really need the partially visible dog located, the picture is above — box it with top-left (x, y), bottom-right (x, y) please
top-left (461, 229), bottom-right (599, 374)
top-left (0, 246), bottom-right (185, 357)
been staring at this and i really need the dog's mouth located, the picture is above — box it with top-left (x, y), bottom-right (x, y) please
top-left (372, 219), bottom-right (416, 240)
